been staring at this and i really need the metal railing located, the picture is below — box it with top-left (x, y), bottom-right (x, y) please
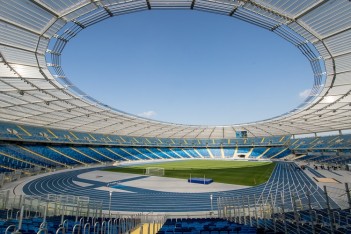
top-left (218, 183), bottom-right (351, 234)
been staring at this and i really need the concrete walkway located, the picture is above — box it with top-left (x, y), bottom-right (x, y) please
top-left (77, 170), bottom-right (250, 193)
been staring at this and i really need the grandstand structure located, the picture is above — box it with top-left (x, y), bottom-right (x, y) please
top-left (1, 0), bottom-right (351, 233)
top-left (0, 0), bottom-right (350, 138)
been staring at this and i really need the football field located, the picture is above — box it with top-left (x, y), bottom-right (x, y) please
top-left (103, 160), bottom-right (275, 186)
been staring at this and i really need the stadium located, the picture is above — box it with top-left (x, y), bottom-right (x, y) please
top-left (0, 0), bottom-right (351, 233)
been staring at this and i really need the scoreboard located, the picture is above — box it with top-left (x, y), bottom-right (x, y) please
top-left (235, 131), bottom-right (248, 138)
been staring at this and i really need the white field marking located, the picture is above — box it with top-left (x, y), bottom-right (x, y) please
top-left (77, 170), bottom-right (144, 183)
top-left (72, 180), bottom-right (93, 187)
top-left (95, 186), bottom-right (135, 193)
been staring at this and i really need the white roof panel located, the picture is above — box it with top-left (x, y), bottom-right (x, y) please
top-left (0, 0), bottom-right (350, 138)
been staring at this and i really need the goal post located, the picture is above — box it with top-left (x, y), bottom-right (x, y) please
top-left (145, 167), bottom-right (165, 176)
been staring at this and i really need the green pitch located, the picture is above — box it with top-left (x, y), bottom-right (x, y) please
top-left (103, 160), bottom-right (275, 186)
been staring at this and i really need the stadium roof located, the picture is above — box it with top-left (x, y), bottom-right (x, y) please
top-left (0, 0), bottom-right (350, 138)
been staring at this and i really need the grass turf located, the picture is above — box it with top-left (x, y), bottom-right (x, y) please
top-left (103, 160), bottom-right (275, 186)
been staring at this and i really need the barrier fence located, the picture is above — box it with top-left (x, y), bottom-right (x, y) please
top-left (217, 183), bottom-right (351, 233)
top-left (0, 190), bottom-right (168, 234)
top-left (1, 163), bottom-right (350, 234)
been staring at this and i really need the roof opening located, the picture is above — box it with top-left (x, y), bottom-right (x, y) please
top-left (62, 10), bottom-right (313, 125)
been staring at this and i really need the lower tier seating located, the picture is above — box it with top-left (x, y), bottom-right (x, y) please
top-left (158, 218), bottom-right (256, 234)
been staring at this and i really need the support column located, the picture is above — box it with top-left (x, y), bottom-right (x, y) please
top-left (323, 186), bottom-right (334, 234)
top-left (307, 191), bottom-right (316, 234)
top-left (345, 183), bottom-right (351, 212)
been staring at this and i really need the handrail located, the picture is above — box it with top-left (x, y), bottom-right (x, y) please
top-left (40, 221), bottom-right (48, 229)
top-left (34, 205), bottom-right (40, 217)
top-left (316, 214), bottom-right (324, 225)
top-left (37, 228), bottom-right (48, 234)
top-left (83, 222), bottom-right (91, 234)
top-left (333, 211), bottom-right (340, 226)
top-left (5, 225), bottom-right (16, 234)
top-left (107, 219), bottom-right (112, 234)
top-left (346, 215), bottom-right (351, 226)
top-left (311, 210), bottom-right (317, 222)
top-left (113, 218), bottom-right (118, 234)
top-left (15, 210), bottom-right (20, 220)
top-left (101, 221), bottom-right (107, 234)
top-left (56, 226), bottom-right (65, 234)
top-left (62, 219), bottom-right (69, 232)
top-left (93, 221), bottom-right (100, 234)
top-left (6, 208), bottom-right (12, 219)
top-left (26, 207), bottom-right (30, 218)
top-left (73, 224), bottom-right (81, 234)
top-left (118, 218), bottom-right (121, 234)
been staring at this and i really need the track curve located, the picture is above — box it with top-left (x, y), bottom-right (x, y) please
top-left (22, 162), bottom-right (333, 213)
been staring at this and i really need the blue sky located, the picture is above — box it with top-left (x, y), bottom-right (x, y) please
top-left (62, 10), bottom-right (313, 125)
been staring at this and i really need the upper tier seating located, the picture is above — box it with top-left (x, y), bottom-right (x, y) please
top-left (0, 121), bottom-right (289, 147)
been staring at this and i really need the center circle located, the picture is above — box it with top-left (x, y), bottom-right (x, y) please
top-left (62, 10), bottom-right (312, 125)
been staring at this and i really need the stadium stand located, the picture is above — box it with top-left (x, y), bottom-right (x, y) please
top-left (0, 121), bottom-right (289, 147)
top-left (158, 148), bottom-right (182, 159)
top-left (134, 147), bottom-right (162, 160)
top-left (4, 131), bottom-right (351, 171)
top-left (1, 96), bottom-right (350, 230)
top-left (236, 148), bottom-right (251, 158)
top-left (222, 148), bottom-right (235, 158)
top-left (147, 148), bottom-right (172, 159)
top-left (121, 148), bottom-right (150, 160)
top-left (158, 218), bottom-right (256, 234)
top-left (249, 148), bottom-right (267, 158)
top-left (1, 130), bottom-right (351, 176)
top-left (183, 148), bottom-right (202, 158)
top-left (1, 1), bottom-right (351, 232)
top-left (209, 148), bottom-right (222, 158)
top-left (262, 147), bottom-right (290, 159)
top-left (0, 207), bottom-right (143, 234)
top-left (0, 160), bottom-right (349, 234)
top-left (171, 148), bottom-right (192, 159)
top-left (194, 148), bottom-right (211, 158)
top-left (288, 133), bottom-right (351, 166)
